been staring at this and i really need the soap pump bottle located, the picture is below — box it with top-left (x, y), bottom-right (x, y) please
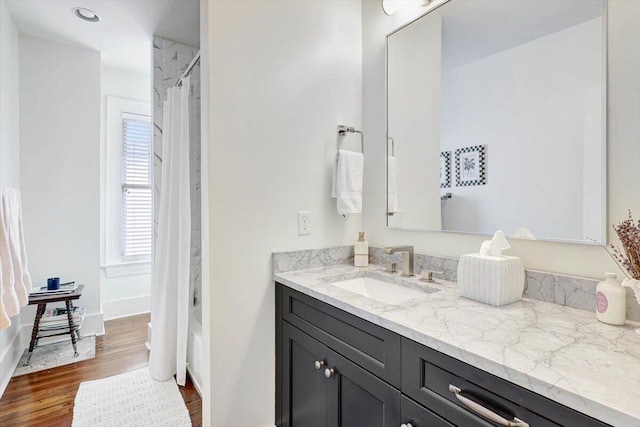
top-left (596, 272), bottom-right (626, 326)
top-left (354, 232), bottom-right (369, 267)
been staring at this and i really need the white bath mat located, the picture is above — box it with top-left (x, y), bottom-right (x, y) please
top-left (13, 336), bottom-right (96, 377)
top-left (72, 367), bottom-right (191, 427)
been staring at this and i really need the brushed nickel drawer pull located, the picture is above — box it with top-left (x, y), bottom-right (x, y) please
top-left (449, 385), bottom-right (529, 427)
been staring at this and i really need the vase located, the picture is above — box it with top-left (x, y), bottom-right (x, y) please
top-left (621, 278), bottom-right (640, 335)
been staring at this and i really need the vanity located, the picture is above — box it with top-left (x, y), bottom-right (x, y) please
top-left (273, 0), bottom-right (637, 425)
top-left (274, 260), bottom-right (640, 427)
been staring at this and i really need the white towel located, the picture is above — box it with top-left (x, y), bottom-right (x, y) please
top-left (0, 256), bottom-right (11, 330)
top-left (332, 149), bottom-right (364, 215)
top-left (0, 188), bottom-right (32, 330)
top-left (5, 189), bottom-right (32, 301)
top-left (0, 190), bottom-right (18, 328)
top-left (387, 155), bottom-right (398, 213)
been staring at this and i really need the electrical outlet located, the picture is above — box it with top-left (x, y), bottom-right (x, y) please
top-left (298, 211), bottom-right (311, 235)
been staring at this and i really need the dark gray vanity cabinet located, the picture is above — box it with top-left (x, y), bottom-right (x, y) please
top-left (401, 339), bottom-right (611, 427)
top-left (276, 283), bottom-right (611, 427)
top-left (280, 322), bottom-right (400, 427)
top-left (401, 395), bottom-right (454, 427)
top-left (326, 349), bottom-right (400, 426)
top-left (278, 287), bottom-right (402, 427)
top-left (281, 322), bottom-right (329, 427)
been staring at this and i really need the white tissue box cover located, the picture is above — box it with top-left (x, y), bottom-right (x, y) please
top-left (457, 254), bottom-right (525, 306)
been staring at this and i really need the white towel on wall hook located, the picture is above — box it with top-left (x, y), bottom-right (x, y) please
top-left (0, 202), bottom-right (15, 329)
top-left (332, 149), bottom-right (364, 215)
top-left (0, 188), bottom-right (32, 330)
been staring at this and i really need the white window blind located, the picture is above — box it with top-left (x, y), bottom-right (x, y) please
top-left (121, 113), bottom-right (152, 260)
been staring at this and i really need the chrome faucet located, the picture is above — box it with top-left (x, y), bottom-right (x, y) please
top-left (384, 245), bottom-right (414, 277)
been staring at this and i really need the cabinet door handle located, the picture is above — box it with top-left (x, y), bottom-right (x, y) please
top-left (324, 368), bottom-right (335, 379)
top-left (400, 423), bottom-right (413, 427)
top-left (314, 360), bottom-right (325, 370)
top-left (449, 385), bottom-right (529, 427)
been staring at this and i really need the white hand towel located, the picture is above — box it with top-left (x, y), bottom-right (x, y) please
top-left (0, 189), bottom-right (19, 327)
top-left (0, 188), bottom-right (32, 330)
top-left (387, 155), bottom-right (398, 213)
top-left (332, 149), bottom-right (364, 215)
top-left (0, 272), bottom-right (9, 329)
top-left (4, 189), bottom-right (32, 302)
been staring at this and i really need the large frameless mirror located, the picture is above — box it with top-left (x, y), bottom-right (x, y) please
top-left (386, 0), bottom-right (607, 244)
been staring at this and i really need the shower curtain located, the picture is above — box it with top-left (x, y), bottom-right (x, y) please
top-left (150, 76), bottom-right (191, 386)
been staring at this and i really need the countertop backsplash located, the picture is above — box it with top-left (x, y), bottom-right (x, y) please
top-left (272, 246), bottom-right (354, 274)
top-left (273, 245), bottom-right (640, 321)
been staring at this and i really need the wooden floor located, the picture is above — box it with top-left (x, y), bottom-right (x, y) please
top-left (0, 314), bottom-right (201, 427)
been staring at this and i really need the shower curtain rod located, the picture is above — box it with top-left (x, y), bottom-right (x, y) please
top-left (176, 50), bottom-right (201, 87)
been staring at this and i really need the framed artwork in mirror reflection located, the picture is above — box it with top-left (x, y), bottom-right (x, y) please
top-left (455, 145), bottom-right (486, 186)
top-left (440, 151), bottom-right (451, 188)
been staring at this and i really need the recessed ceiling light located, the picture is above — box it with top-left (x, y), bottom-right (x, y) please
top-left (382, 0), bottom-right (431, 16)
top-left (72, 7), bottom-right (101, 22)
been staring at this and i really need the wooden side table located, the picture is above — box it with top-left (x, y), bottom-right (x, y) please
top-left (24, 285), bottom-right (85, 366)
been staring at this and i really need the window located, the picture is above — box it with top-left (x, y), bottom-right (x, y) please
top-left (121, 113), bottom-right (152, 261)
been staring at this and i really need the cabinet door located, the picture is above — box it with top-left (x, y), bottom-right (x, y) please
top-left (280, 285), bottom-right (402, 387)
top-left (326, 349), bottom-right (401, 427)
top-left (282, 322), bottom-right (329, 427)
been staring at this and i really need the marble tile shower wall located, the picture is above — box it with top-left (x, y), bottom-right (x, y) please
top-left (152, 36), bottom-right (198, 239)
top-left (273, 246), bottom-right (640, 321)
top-left (153, 36), bottom-right (202, 322)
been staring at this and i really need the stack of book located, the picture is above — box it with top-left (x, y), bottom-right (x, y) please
top-left (30, 282), bottom-right (78, 296)
top-left (39, 306), bottom-right (86, 331)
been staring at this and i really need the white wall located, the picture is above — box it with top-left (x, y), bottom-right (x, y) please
top-left (199, 2), bottom-right (211, 424)
top-left (100, 66), bottom-right (152, 320)
top-left (207, 1), bottom-right (362, 425)
top-left (0, 1), bottom-right (19, 190)
top-left (363, 0), bottom-right (640, 280)
top-left (19, 35), bottom-right (104, 338)
top-left (440, 18), bottom-right (603, 241)
top-left (0, 0), bottom-right (23, 398)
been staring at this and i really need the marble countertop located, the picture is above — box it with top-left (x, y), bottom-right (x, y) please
top-left (274, 264), bottom-right (640, 427)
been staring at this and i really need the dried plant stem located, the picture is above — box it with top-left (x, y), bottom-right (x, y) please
top-left (609, 210), bottom-right (640, 280)
top-left (601, 244), bottom-right (631, 279)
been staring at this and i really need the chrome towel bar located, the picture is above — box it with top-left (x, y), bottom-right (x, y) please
top-left (337, 125), bottom-right (364, 154)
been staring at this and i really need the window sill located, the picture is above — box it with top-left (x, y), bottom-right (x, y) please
top-left (102, 261), bottom-right (151, 278)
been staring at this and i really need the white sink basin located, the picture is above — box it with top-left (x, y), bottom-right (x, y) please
top-left (330, 277), bottom-right (428, 305)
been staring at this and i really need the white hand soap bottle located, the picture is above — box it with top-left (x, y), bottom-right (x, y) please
top-left (596, 272), bottom-right (626, 325)
top-left (354, 232), bottom-right (369, 267)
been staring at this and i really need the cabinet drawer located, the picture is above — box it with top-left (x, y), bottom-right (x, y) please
top-left (401, 395), bottom-right (453, 427)
top-left (402, 339), bottom-right (610, 427)
top-left (279, 284), bottom-right (402, 388)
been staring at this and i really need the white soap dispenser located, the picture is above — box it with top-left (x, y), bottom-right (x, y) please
top-left (596, 272), bottom-right (626, 326)
top-left (354, 232), bottom-right (369, 267)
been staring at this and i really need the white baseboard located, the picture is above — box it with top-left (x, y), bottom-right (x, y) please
top-left (20, 312), bottom-right (105, 347)
top-left (186, 365), bottom-right (203, 397)
top-left (82, 312), bottom-right (106, 336)
top-left (0, 323), bottom-right (24, 399)
top-left (146, 322), bottom-right (152, 350)
top-left (102, 295), bottom-right (151, 321)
